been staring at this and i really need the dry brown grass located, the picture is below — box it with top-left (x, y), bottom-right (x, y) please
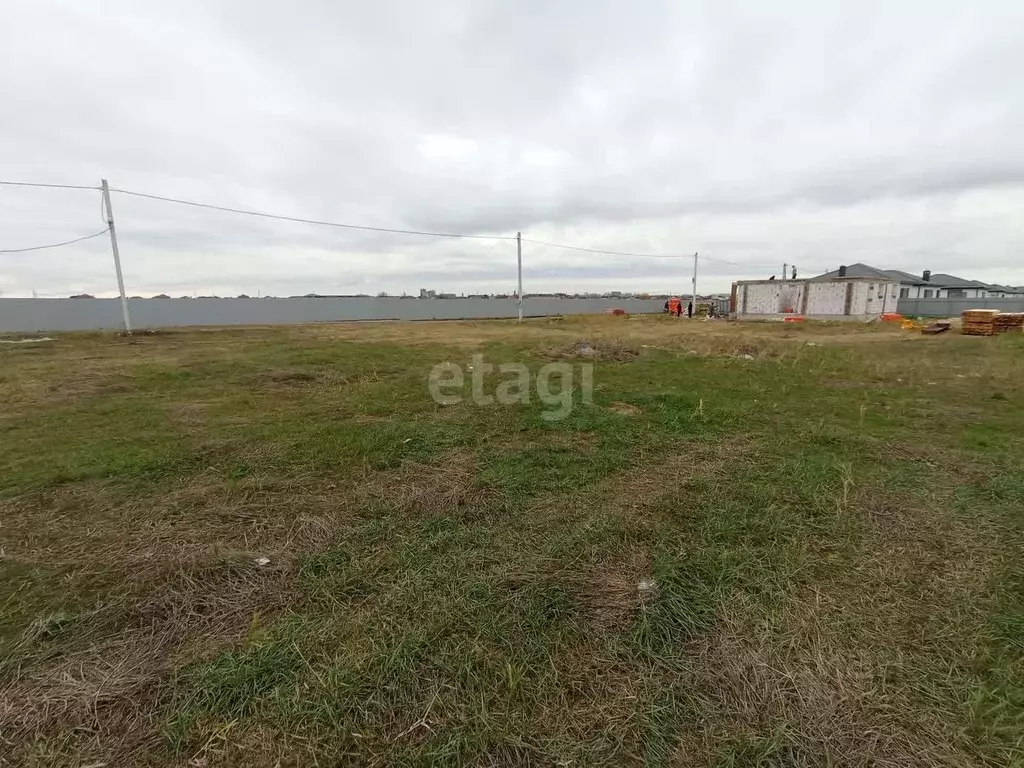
top-left (0, 561), bottom-right (299, 766)
top-left (607, 401), bottom-right (643, 416)
top-left (664, 471), bottom-right (1011, 766)
top-left (582, 551), bottom-right (655, 631)
top-left (0, 474), bottom-right (353, 573)
top-left (675, 595), bottom-right (967, 767)
top-left (281, 313), bottom-right (916, 355)
top-left (541, 339), bottom-right (642, 362)
top-left (356, 452), bottom-right (495, 516)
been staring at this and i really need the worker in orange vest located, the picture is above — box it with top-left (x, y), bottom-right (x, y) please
top-left (668, 296), bottom-right (681, 317)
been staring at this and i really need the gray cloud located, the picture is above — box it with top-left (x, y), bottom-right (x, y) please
top-left (1, 0), bottom-right (1023, 298)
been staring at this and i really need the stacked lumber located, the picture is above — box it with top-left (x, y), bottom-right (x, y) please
top-left (994, 312), bottom-right (1024, 333)
top-left (961, 309), bottom-right (1000, 336)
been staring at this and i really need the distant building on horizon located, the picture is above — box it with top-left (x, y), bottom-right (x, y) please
top-left (813, 263), bottom-right (1024, 300)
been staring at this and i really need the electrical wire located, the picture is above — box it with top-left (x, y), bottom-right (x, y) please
top-left (108, 187), bottom-right (517, 241)
top-left (700, 255), bottom-right (779, 269)
top-left (0, 227), bottom-right (110, 254)
top-left (520, 238), bottom-right (686, 260)
top-left (0, 180), bottom-right (100, 191)
top-left (0, 178), bottom-right (793, 272)
top-left (521, 238), bottom-right (779, 270)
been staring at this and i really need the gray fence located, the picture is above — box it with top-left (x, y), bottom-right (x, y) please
top-left (0, 297), bottom-right (668, 333)
top-left (897, 297), bottom-right (1024, 317)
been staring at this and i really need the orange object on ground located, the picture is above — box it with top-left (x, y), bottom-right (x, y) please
top-left (668, 296), bottom-right (681, 315)
top-left (881, 313), bottom-right (904, 322)
top-left (783, 316), bottom-right (806, 323)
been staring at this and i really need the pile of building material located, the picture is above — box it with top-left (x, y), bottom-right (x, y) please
top-left (961, 309), bottom-right (1000, 336)
top-left (994, 312), bottom-right (1024, 333)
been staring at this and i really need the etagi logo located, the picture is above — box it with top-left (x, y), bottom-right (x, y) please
top-left (428, 354), bottom-right (593, 421)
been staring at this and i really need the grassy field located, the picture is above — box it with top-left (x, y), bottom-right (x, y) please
top-left (0, 315), bottom-right (1021, 767)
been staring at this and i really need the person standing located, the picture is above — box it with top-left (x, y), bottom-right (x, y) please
top-left (687, 301), bottom-right (693, 319)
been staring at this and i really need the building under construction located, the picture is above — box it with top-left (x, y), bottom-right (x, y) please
top-left (731, 269), bottom-right (900, 321)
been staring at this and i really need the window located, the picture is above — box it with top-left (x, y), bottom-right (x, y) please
top-left (947, 289), bottom-right (966, 298)
top-left (899, 287), bottom-right (910, 298)
top-left (924, 289), bottom-right (934, 298)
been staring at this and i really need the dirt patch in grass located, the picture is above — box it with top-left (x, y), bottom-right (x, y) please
top-left (608, 401), bottom-right (642, 416)
top-left (165, 401), bottom-right (212, 426)
top-left (734, 342), bottom-right (760, 358)
top-left (266, 369), bottom-right (319, 384)
top-left (357, 452), bottom-right (495, 516)
top-left (548, 430), bottom-right (599, 453)
top-left (3, 370), bottom-right (140, 411)
top-left (582, 551), bottom-right (654, 630)
top-left (624, 442), bottom-right (751, 506)
top-left (544, 339), bottom-right (641, 362)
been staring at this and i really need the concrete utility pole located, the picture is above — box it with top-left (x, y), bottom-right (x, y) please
top-left (691, 251), bottom-right (698, 317)
top-left (516, 231), bottom-right (523, 322)
top-left (783, 263), bottom-right (788, 282)
top-left (100, 179), bottom-right (132, 334)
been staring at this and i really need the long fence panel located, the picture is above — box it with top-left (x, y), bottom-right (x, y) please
top-left (897, 297), bottom-right (1024, 317)
top-left (0, 297), bottom-right (667, 333)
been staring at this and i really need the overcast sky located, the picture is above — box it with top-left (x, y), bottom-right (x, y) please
top-left (1, 1), bottom-right (1022, 297)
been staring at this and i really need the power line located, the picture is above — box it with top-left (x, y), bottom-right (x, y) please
top-left (521, 237), bottom-right (778, 269)
top-left (700, 255), bottom-right (778, 269)
top-left (520, 238), bottom-right (685, 259)
top-left (0, 178), bottom-right (790, 271)
top-left (0, 180), bottom-right (100, 191)
top-left (0, 227), bottom-right (110, 254)
top-left (108, 187), bottom-right (517, 241)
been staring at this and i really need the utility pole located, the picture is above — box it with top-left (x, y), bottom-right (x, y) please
top-left (100, 179), bottom-right (132, 334)
top-left (691, 251), bottom-right (698, 318)
top-left (783, 263), bottom-right (788, 282)
top-left (516, 231), bottom-right (523, 322)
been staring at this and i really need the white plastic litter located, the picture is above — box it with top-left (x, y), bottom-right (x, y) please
top-left (637, 579), bottom-right (658, 599)
top-left (0, 337), bottom-right (56, 344)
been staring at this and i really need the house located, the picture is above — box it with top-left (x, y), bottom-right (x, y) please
top-left (812, 264), bottom-right (1024, 300)
top-left (732, 275), bottom-right (899, 320)
top-left (924, 273), bottom-right (992, 299)
top-left (987, 284), bottom-right (1024, 298)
